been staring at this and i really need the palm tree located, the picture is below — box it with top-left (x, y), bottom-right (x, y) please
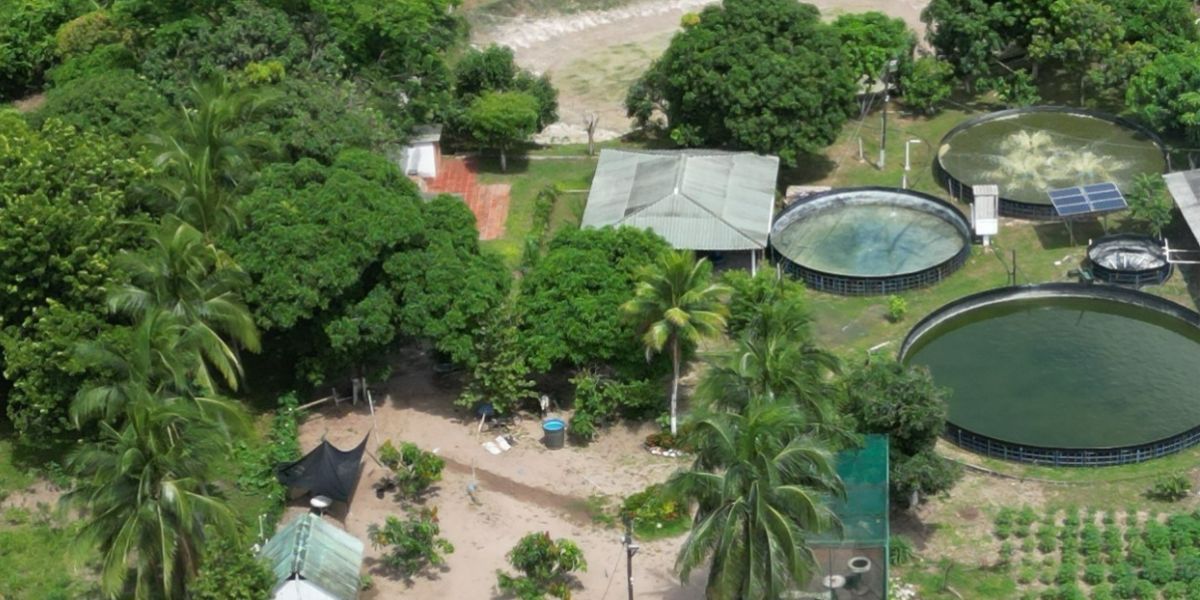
top-left (63, 395), bottom-right (244, 599)
top-left (622, 251), bottom-right (729, 434)
top-left (108, 216), bottom-right (260, 392)
top-left (145, 77), bottom-right (276, 240)
top-left (71, 310), bottom-right (247, 428)
top-left (695, 297), bottom-right (847, 445)
top-left (670, 396), bottom-right (843, 599)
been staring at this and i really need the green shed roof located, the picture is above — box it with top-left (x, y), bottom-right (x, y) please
top-left (581, 149), bottom-right (779, 251)
top-left (812, 434), bottom-right (890, 547)
top-left (260, 513), bottom-right (365, 600)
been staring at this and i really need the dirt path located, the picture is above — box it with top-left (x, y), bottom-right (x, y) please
top-left (471, 0), bottom-right (931, 142)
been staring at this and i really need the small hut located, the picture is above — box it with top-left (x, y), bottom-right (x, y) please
top-left (261, 513), bottom-right (365, 600)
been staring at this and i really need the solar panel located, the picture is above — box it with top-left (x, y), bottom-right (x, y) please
top-left (1047, 182), bottom-right (1127, 217)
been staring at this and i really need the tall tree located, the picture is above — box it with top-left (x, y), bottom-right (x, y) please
top-left (670, 396), bottom-right (842, 598)
top-left (1127, 42), bottom-right (1200, 144)
top-left (626, 0), bottom-right (856, 165)
top-left (831, 12), bottom-right (916, 85)
top-left (842, 357), bottom-right (961, 507)
top-left (622, 251), bottom-right (728, 434)
top-left (464, 90), bottom-right (539, 172)
top-left (108, 216), bottom-right (260, 391)
top-left (1028, 0), bottom-right (1123, 103)
top-left (145, 77), bottom-right (275, 240)
top-left (921, 0), bottom-right (1014, 90)
top-left (63, 395), bottom-right (245, 599)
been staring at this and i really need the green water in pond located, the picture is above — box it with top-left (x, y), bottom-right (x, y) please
top-left (938, 111), bottom-right (1164, 206)
top-left (773, 203), bottom-right (965, 277)
top-left (905, 297), bottom-right (1200, 449)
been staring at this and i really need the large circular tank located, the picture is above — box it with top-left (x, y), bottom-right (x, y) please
top-left (901, 284), bottom-right (1200, 466)
top-left (1087, 234), bottom-right (1172, 286)
top-left (769, 187), bottom-right (971, 296)
top-left (936, 107), bottom-right (1166, 219)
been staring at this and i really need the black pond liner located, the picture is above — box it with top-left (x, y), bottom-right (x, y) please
top-left (1087, 233), bottom-right (1172, 287)
top-left (768, 187), bottom-right (972, 296)
top-left (900, 283), bottom-right (1200, 466)
top-left (935, 106), bottom-right (1167, 220)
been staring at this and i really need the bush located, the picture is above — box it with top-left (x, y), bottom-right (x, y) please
top-left (900, 55), bottom-right (954, 115)
top-left (520, 185), bottom-right (560, 270)
top-left (1163, 581), bottom-right (1187, 600)
top-left (886, 295), bottom-right (907, 322)
top-left (1082, 562), bottom-right (1105, 585)
top-left (368, 508), bottom-right (454, 579)
top-left (889, 535), bottom-right (915, 566)
top-left (620, 484), bottom-right (689, 539)
top-left (377, 441), bottom-right (445, 499)
top-left (54, 10), bottom-right (124, 58)
top-left (1017, 565), bottom-right (1036, 584)
top-left (497, 532), bottom-right (587, 600)
top-left (1148, 474), bottom-right (1192, 502)
top-left (232, 393), bottom-right (301, 531)
top-left (190, 537), bottom-right (276, 600)
top-left (36, 69), bottom-right (168, 139)
top-left (45, 43), bottom-right (135, 86)
top-left (568, 372), bottom-right (660, 443)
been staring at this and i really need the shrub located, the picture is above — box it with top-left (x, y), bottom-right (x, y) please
top-left (497, 532), bottom-right (587, 600)
top-left (232, 393), bottom-right (301, 530)
top-left (1090, 584), bottom-right (1114, 600)
top-left (190, 537), bottom-right (275, 600)
top-left (886, 295), bottom-right (908, 322)
top-left (55, 10), bottom-right (124, 57)
top-left (1082, 562), bottom-right (1105, 585)
top-left (1132, 579), bottom-right (1157, 599)
top-left (568, 372), bottom-right (660, 443)
top-left (889, 535), bottom-right (915, 566)
top-left (1055, 559), bottom-right (1078, 584)
top-left (1017, 565), bottom-right (1036, 584)
top-left (997, 541), bottom-right (1014, 568)
top-left (378, 441), bottom-right (445, 499)
top-left (1143, 552), bottom-right (1175, 585)
top-left (620, 484), bottom-right (688, 539)
top-left (1149, 474), bottom-right (1192, 502)
top-left (520, 185), bottom-right (560, 270)
top-left (1055, 583), bottom-right (1085, 600)
top-left (368, 508), bottom-right (454, 579)
top-left (1163, 581), bottom-right (1187, 600)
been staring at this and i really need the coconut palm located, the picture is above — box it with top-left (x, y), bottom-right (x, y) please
top-left (107, 216), bottom-right (259, 391)
top-left (697, 297), bottom-right (839, 415)
top-left (71, 310), bottom-right (247, 428)
top-left (622, 251), bottom-right (729, 434)
top-left (63, 395), bottom-right (244, 599)
top-left (670, 396), bottom-right (843, 599)
top-left (145, 77), bottom-right (276, 240)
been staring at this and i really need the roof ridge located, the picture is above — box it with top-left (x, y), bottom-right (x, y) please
top-left (676, 155), bottom-right (766, 248)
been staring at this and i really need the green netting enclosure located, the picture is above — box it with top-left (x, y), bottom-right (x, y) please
top-left (797, 434), bottom-right (889, 599)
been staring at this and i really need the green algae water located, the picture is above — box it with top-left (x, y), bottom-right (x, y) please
top-left (938, 110), bottom-right (1165, 207)
top-left (771, 190), bottom-right (968, 277)
top-left (905, 296), bottom-right (1200, 449)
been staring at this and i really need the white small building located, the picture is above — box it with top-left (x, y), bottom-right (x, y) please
top-left (261, 514), bottom-right (365, 600)
top-left (398, 124), bottom-right (443, 179)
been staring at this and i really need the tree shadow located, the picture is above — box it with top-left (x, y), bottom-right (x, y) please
top-left (778, 152), bottom-right (837, 188)
top-left (890, 508), bottom-right (943, 553)
top-left (468, 154), bottom-right (534, 176)
top-left (362, 555), bottom-right (451, 586)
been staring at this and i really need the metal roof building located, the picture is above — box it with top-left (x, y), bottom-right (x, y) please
top-left (261, 513), bottom-right (365, 600)
top-left (581, 149), bottom-right (780, 251)
top-left (1165, 169), bottom-right (1200, 239)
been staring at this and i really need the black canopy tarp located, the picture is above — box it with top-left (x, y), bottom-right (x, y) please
top-left (275, 434), bottom-right (369, 503)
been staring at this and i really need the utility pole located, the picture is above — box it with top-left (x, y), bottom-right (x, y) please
top-left (878, 59), bottom-right (898, 170)
top-left (623, 517), bottom-right (640, 600)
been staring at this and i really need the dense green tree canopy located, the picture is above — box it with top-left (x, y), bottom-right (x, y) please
top-left (0, 0), bottom-right (89, 101)
top-left (626, 0), bottom-right (856, 165)
top-left (34, 69), bottom-right (168, 140)
top-left (842, 357), bottom-right (961, 506)
top-left (454, 45), bottom-right (559, 129)
top-left (230, 151), bottom-right (508, 383)
top-left (831, 12), bottom-right (916, 85)
top-left (464, 90), bottom-right (540, 171)
top-left (1127, 42), bottom-right (1200, 144)
top-left (516, 226), bottom-right (670, 376)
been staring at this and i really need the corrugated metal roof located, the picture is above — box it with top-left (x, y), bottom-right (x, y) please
top-left (261, 514), bottom-right (365, 600)
top-left (1165, 170), bottom-right (1200, 240)
top-left (581, 149), bottom-right (779, 250)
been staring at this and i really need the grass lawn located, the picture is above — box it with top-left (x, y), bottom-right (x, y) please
top-left (474, 154), bottom-right (599, 265)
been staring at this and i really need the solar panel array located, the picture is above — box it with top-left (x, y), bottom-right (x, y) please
top-left (1048, 182), bottom-right (1128, 217)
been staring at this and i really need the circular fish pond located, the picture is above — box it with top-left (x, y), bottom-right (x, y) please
top-left (1087, 234), bottom-right (1171, 286)
top-left (936, 107), bottom-right (1166, 218)
top-left (769, 187), bottom-right (971, 295)
top-left (901, 284), bottom-right (1200, 466)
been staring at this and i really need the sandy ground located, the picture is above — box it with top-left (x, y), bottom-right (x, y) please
top-left (291, 346), bottom-right (707, 599)
top-left (472, 0), bottom-right (931, 142)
